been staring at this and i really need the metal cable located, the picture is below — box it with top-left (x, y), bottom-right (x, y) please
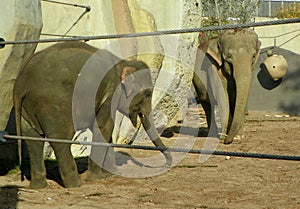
top-left (4, 135), bottom-right (300, 161)
top-left (278, 33), bottom-right (300, 47)
top-left (0, 18), bottom-right (299, 46)
top-left (41, 33), bottom-right (79, 38)
top-left (42, 0), bottom-right (91, 38)
top-left (62, 8), bottom-right (91, 38)
top-left (41, 0), bottom-right (91, 11)
top-left (259, 28), bottom-right (300, 48)
top-left (259, 28), bottom-right (300, 39)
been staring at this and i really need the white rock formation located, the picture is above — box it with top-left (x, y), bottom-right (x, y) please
top-left (0, 0), bottom-right (42, 130)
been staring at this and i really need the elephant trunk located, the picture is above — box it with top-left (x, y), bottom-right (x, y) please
top-left (224, 63), bottom-right (253, 144)
top-left (138, 95), bottom-right (172, 166)
top-left (140, 114), bottom-right (172, 166)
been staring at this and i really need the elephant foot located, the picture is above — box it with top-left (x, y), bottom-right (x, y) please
top-left (223, 134), bottom-right (245, 144)
top-left (223, 135), bottom-right (233, 144)
top-left (163, 152), bottom-right (172, 167)
top-left (234, 134), bottom-right (245, 140)
top-left (30, 179), bottom-right (48, 189)
top-left (219, 133), bottom-right (227, 141)
top-left (63, 175), bottom-right (82, 188)
top-left (86, 169), bottom-right (114, 181)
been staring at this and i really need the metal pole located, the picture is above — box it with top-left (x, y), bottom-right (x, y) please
top-left (269, 0), bottom-right (272, 17)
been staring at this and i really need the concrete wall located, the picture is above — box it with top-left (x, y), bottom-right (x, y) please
top-left (37, 0), bottom-right (107, 50)
top-left (248, 17), bottom-right (300, 115)
top-left (254, 17), bottom-right (300, 54)
top-left (38, 0), bottom-right (202, 144)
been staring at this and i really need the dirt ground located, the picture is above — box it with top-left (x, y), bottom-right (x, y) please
top-left (0, 109), bottom-right (299, 209)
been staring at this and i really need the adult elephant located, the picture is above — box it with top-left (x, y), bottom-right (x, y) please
top-left (193, 28), bottom-right (261, 144)
top-left (13, 41), bottom-right (171, 189)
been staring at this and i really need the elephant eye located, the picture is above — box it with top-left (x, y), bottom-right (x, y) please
top-left (145, 90), bottom-right (152, 98)
top-left (226, 54), bottom-right (233, 63)
top-left (252, 53), bottom-right (257, 63)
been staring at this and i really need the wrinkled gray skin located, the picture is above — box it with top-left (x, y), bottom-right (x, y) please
top-left (14, 42), bottom-right (171, 189)
top-left (193, 28), bottom-right (261, 144)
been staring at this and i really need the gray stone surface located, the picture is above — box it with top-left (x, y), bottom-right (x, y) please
top-left (147, 0), bottom-right (202, 126)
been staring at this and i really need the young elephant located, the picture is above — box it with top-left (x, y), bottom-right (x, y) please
top-left (193, 28), bottom-right (261, 144)
top-left (14, 41), bottom-right (171, 189)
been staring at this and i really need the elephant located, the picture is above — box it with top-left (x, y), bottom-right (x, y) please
top-left (13, 41), bottom-right (172, 189)
top-left (193, 28), bottom-right (261, 144)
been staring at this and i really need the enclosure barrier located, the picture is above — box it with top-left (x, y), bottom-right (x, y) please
top-left (0, 18), bottom-right (300, 47)
top-left (259, 28), bottom-right (300, 49)
top-left (3, 135), bottom-right (300, 161)
top-left (2, 18), bottom-right (300, 162)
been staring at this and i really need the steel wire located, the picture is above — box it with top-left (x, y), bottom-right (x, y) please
top-left (4, 135), bottom-right (300, 161)
top-left (0, 18), bottom-right (299, 46)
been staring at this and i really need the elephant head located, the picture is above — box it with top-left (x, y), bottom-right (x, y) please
top-left (112, 60), bottom-right (172, 165)
top-left (205, 28), bottom-right (261, 144)
top-left (116, 60), bottom-right (153, 126)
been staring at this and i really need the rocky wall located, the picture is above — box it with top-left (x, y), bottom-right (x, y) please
top-left (25, 1), bottom-right (202, 144)
top-left (0, 0), bottom-right (42, 131)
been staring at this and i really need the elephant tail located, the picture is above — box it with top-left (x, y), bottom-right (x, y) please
top-left (13, 81), bottom-right (25, 173)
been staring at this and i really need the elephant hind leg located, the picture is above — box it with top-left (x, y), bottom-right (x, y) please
top-left (50, 142), bottom-right (81, 188)
top-left (21, 121), bottom-right (48, 189)
top-left (26, 140), bottom-right (48, 189)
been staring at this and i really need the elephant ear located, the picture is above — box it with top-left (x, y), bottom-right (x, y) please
top-left (254, 40), bottom-right (262, 64)
top-left (121, 66), bottom-right (136, 97)
top-left (200, 38), bottom-right (222, 67)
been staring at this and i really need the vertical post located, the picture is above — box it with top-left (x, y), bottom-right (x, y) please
top-left (214, 0), bottom-right (220, 24)
top-left (268, 0), bottom-right (272, 17)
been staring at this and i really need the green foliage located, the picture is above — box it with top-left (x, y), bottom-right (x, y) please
top-left (199, 0), bottom-right (260, 45)
top-left (276, 2), bottom-right (300, 19)
top-left (7, 166), bottom-right (20, 175)
top-left (0, 159), bottom-right (19, 176)
top-left (198, 17), bottom-right (221, 45)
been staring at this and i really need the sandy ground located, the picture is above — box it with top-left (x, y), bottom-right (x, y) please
top-left (0, 109), bottom-right (299, 209)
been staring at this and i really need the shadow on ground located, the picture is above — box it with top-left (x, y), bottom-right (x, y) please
top-left (161, 125), bottom-right (209, 138)
top-left (18, 157), bottom-right (89, 188)
top-left (0, 185), bottom-right (21, 208)
top-left (20, 152), bottom-right (155, 187)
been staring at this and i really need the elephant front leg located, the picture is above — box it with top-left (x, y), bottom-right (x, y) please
top-left (193, 74), bottom-right (216, 137)
top-left (87, 116), bottom-right (117, 181)
top-left (235, 119), bottom-right (245, 140)
top-left (212, 71), bottom-right (230, 141)
top-left (201, 101), bottom-right (218, 138)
